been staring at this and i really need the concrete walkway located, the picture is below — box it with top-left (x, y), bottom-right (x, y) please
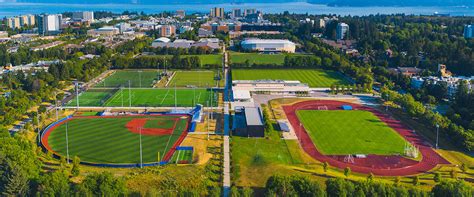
top-left (222, 50), bottom-right (231, 197)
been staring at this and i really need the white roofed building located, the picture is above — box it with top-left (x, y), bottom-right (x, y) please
top-left (241, 39), bottom-right (296, 53)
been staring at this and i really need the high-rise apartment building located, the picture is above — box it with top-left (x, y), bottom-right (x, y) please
top-left (72, 11), bottom-right (94, 22)
top-left (464, 25), bottom-right (473, 39)
top-left (336, 23), bottom-right (349, 40)
top-left (37, 14), bottom-right (62, 35)
top-left (210, 7), bottom-right (225, 18)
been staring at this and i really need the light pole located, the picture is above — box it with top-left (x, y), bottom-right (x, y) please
top-left (66, 121), bottom-right (70, 164)
top-left (436, 124), bottom-right (439, 149)
top-left (139, 127), bottom-right (143, 168)
top-left (138, 70), bottom-right (142, 88)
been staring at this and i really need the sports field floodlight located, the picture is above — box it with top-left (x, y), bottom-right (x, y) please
top-left (66, 121), bottom-right (70, 164)
top-left (138, 70), bottom-right (143, 88)
top-left (128, 80), bottom-right (132, 111)
top-left (75, 82), bottom-right (79, 110)
top-left (139, 127), bottom-right (143, 168)
top-left (436, 124), bottom-right (439, 149)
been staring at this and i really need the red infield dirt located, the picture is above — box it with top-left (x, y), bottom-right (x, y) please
top-left (283, 100), bottom-right (450, 176)
top-left (125, 118), bottom-right (179, 135)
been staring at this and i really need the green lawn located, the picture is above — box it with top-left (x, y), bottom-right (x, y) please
top-left (95, 70), bottom-right (160, 88)
top-left (229, 53), bottom-right (310, 65)
top-left (232, 69), bottom-right (350, 87)
top-left (184, 54), bottom-right (222, 66)
top-left (230, 53), bottom-right (287, 65)
top-left (46, 116), bottom-right (188, 164)
top-left (296, 110), bottom-right (407, 155)
top-left (169, 71), bottom-right (216, 87)
top-left (104, 88), bottom-right (217, 107)
top-left (66, 91), bottom-right (115, 107)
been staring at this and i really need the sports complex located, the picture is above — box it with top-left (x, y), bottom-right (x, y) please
top-left (282, 100), bottom-right (450, 176)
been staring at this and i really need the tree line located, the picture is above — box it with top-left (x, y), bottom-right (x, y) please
top-left (264, 175), bottom-right (472, 197)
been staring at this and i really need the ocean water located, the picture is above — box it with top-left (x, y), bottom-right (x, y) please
top-left (0, 2), bottom-right (473, 17)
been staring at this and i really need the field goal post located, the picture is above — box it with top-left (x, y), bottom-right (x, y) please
top-left (317, 105), bottom-right (328, 110)
top-left (344, 154), bottom-right (355, 164)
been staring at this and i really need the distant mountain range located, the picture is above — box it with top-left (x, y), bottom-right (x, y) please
top-left (11, 0), bottom-right (474, 6)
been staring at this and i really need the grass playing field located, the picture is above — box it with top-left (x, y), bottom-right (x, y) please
top-left (296, 110), bottom-right (407, 155)
top-left (232, 69), bottom-right (351, 87)
top-left (229, 53), bottom-right (311, 65)
top-left (183, 54), bottom-right (222, 66)
top-left (45, 116), bottom-right (188, 164)
top-left (104, 88), bottom-right (217, 107)
top-left (67, 88), bottom-right (216, 107)
top-left (169, 71), bottom-right (216, 87)
top-left (95, 70), bottom-right (160, 88)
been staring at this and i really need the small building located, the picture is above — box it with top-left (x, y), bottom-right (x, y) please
top-left (233, 106), bottom-right (264, 137)
top-left (240, 39), bottom-right (296, 53)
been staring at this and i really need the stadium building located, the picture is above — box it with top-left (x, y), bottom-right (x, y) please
top-left (240, 39), bottom-right (296, 53)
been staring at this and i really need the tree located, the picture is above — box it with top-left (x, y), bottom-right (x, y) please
top-left (431, 180), bottom-right (472, 197)
top-left (460, 163), bottom-right (467, 174)
top-left (323, 162), bottom-right (329, 172)
top-left (37, 170), bottom-right (70, 196)
top-left (450, 169), bottom-right (458, 179)
top-left (71, 156), bottom-right (81, 177)
top-left (241, 187), bottom-right (253, 197)
top-left (79, 172), bottom-right (127, 196)
top-left (344, 167), bottom-right (351, 177)
top-left (434, 172), bottom-right (442, 183)
top-left (367, 173), bottom-right (374, 182)
top-left (412, 176), bottom-right (420, 186)
top-left (394, 176), bottom-right (401, 185)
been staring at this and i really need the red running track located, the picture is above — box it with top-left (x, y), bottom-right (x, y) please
top-left (283, 100), bottom-right (450, 176)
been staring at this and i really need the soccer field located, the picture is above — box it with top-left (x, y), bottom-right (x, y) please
top-left (296, 110), bottom-right (406, 155)
top-left (44, 115), bottom-right (188, 164)
top-left (169, 71), bottom-right (216, 87)
top-left (230, 53), bottom-right (290, 65)
top-left (104, 88), bottom-right (217, 107)
top-left (232, 69), bottom-right (351, 87)
top-left (95, 70), bottom-right (160, 88)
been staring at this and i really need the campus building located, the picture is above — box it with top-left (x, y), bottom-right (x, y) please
top-left (37, 14), bottom-right (62, 36)
top-left (464, 24), bottom-right (473, 39)
top-left (157, 25), bottom-right (176, 37)
top-left (151, 37), bottom-right (220, 50)
top-left (336, 22), bottom-right (349, 40)
top-left (232, 80), bottom-right (310, 97)
top-left (87, 26), bottom-right (120, 37)
top-left (240, 39), bottom-right (296, 53)
top-left (72, 11), bottom-right (94, 22)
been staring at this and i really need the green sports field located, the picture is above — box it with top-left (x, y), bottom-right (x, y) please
top-left (232, 69), bottom-right (351, 87)
top-left (169, 71), bottom-right (216, 87)
top-left (95, 70), bottom-right (160, 88)
top-left (184, 54), bottom-right (222, 66)
top-left (68, 88), bottom-right (216, 107)
top-left (296, 110), bottom-right (407, 155)
top-left (104, 88), bottom-right (216, 107)
top-left (230, 53), bottom-right (290, 65)
top-left (45, 116), bottom-right (188, 164)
